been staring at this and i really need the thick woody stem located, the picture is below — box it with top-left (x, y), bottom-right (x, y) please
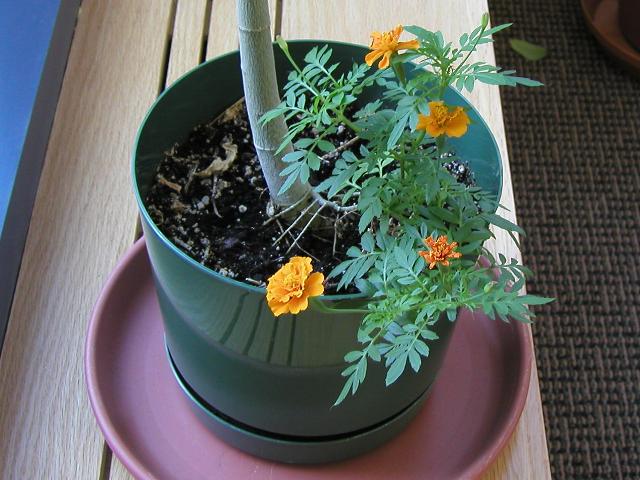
top-left (237, 0), bottom-right (311, 208)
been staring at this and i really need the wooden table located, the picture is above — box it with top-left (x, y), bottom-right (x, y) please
top-left (0, 1), bottom-right (551, 478)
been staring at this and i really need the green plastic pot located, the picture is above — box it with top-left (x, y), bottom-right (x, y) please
top-left (133, 41), bottom-right (502, 461)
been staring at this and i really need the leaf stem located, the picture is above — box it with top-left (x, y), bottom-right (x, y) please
top-left (311, 191), bottom-right (358, 213)
top-left (449, 23), bottom-right (487, 87)
top-left (392, 62), bottom-right (407, 87)
top-left (337, 112), bottom-right (361, 133)
top-left (309, 297), bottom-right (368, 314)
top-left (412, 131), bottom-right (426, 150)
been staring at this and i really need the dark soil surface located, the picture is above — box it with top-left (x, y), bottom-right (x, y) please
top-left (145, 101), bottom-right (363, 292)
top-left (145, 100), bottom-right (474, 293)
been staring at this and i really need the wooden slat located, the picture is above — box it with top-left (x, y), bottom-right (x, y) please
top-left (281, 2), bottom-right (550, 479)
top-left (106, 0), bottom-right (217, 477)
top-left (109, 457), bottom-right (133, 480)
top-left (107, 0), bottom-right (280, 477)
top-left (206, 0), bottom-right (277, 59)
top-left (166, 0), bottom-right (211, 86)
top-left (102, 1), bottom-right (275, 479)
top-left (206, 0), bottom-right (238, 58)
top-left (0, 1), bottom-right (174, 479)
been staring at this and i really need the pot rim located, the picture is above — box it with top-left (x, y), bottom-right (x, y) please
top-left (131, 39), bottom-right (503, 302)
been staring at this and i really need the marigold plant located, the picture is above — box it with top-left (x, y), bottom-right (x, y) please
top-left (262, 14), bottom-right (552, 405)
top-left (418, 235), bottom-right (462, 269)
top-left (365, 25), bottom-right (420, 70)
top-left (266, 257), bottom-right (324, 316)
top-left (416, 101), bottom-right (470, 138)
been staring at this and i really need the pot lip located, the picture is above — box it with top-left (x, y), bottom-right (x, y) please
top-left (132, 39), bottom-right (502, 302)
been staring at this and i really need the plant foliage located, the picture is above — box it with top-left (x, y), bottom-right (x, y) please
top-left (262, 14), bottom-right (552, 405)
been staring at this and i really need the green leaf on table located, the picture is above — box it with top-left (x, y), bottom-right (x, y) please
top-left (509, 39), bottom-right (547, 61)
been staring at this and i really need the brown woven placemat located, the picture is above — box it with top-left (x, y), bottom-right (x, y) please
top-left (488, 0), bottom-right (640, 478)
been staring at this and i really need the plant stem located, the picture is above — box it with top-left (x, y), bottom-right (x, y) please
top-left (412, 131), bottom-right (426, 150)
top-left (399, 155), bottom-right (406, 179)
top-left (273, 199), bottom-right (318, 244)
top-left (311, 191), bottom-right (358, 213)
top-left (237, 0), bottom-right (311, 208)
top-left (262, 191), bottom-right (311, 226)
top-left (320, 136), bottom-right (360, 161)
top-left (309, 298), bottom-right (368, 314)
top-left (392, 62), bottom-right (407, 87)
top-left (337, 112), bottom-right (361, 133)
top-left (285, 203), bottom-right (328, 254)
top-left (438, 81), bottom-right (447, 100)
top-left (447, 23), bottom-right (487, 94)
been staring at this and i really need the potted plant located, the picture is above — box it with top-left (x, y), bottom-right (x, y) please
top-left (132, 0), bottom-right (551, 464)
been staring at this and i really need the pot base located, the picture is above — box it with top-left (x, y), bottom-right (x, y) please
top-left (167, 345), bottom-right (430, 464)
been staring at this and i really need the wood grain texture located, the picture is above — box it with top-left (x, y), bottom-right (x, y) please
top-left (166, 0), bottom-right (210, 86)
top-left (206, 0), bottom-right (241, 58)
top-left (109, 456), bottom-right (134, 480)
top-left (0, 0), bottom-right (548, 478)
top-left (206, 0), bottom-right (276, 59)
top-left (0, 1), bottom-right (173, 478)
top-left (282, 2), bottom-right (551, 479)
top-left (105, 0), bottom-right (216, 478)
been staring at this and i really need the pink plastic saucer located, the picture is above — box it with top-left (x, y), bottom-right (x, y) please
top-left (85, 238), bottom-right (532, 480)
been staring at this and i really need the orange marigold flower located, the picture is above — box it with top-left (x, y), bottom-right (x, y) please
top-left (418, 235), bottom-right (462, 269)
top-left (266, 256), bottom-right (324, 316)
top-left (365, 25), bottom-right (420, 69)
top-left (416, 101), bottom-right (470, 138)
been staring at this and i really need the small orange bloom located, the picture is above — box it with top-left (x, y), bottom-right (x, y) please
top-left (416, 101), bottom-right (470, 138)
top-left (365, 25), bottom-right (420, 69)
top-left (418, 235), bottom-right (462, 269)
top-left (266, 257), bottom-right (324, 316)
